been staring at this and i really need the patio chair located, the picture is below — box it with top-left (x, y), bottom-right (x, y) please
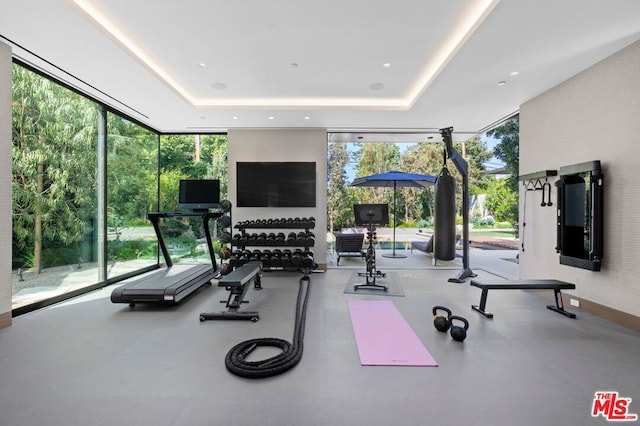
top-left (335, 233), bottom-right (366, 265)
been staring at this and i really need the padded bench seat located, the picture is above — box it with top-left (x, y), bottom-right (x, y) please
top-left (470, 279), bottom-right (576, 319)
top-left (199, 261), bottom-right (263, 322)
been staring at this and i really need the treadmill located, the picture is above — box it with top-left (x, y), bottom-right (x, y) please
top-left (110, 211), bottom-right (221, 306)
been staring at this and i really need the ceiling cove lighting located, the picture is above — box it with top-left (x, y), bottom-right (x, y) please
top-left (72, 0), bottom-right (500, 110)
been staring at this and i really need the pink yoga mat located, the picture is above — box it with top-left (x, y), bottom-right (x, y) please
top-left (348, 300), bottom-right (438, 366)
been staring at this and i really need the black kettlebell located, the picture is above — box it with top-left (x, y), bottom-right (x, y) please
top-left (432, 306), bottom-right (452, 332)
top-left (449, 315), bottom-right (469, 342)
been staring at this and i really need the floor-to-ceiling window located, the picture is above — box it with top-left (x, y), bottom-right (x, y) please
top-left (10, 62), bottom-right (230, 315)
top-left (10, 62), bottom-right (164, 314)
top-left (12, 63), bottom-right (100, 311)
top-left (157, 134), bottom-right (228, 266)
top-left (105, 114), bottom-right (159, 280)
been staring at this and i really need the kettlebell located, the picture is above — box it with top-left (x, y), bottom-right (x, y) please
top-left (449, 315), bottom-right (469, 342)
top-left (432, 306), bottom-right (452, 332)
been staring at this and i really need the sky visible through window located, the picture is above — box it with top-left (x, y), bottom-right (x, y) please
top-left (343, 135), bottom-right (503, 183)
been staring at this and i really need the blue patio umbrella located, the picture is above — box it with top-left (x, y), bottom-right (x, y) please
top-left (351, 170), bottom-right (437, 258)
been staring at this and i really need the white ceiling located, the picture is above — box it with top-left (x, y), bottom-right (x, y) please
top-left (2, 0), bottom-right (640, 142)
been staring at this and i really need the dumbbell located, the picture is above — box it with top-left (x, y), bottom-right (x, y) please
top-left (218, 231), bottom-right (232, 244)
top-left (270, 249), bottom-right (282, 267)
top-left (305, 232), bottom-right (315, 246)
top-left (266, 233), bottom-right (276, 245)
top-left (260, 250), bottom-right (272, 267)
top-left (256, 232), bottom-right (267, 245)
top-left (449, 316), bottom-right (469, 342)
top-left (219, 246), bottom-right (231, 260)
top-left (286, 232), bottom-right (297, 246)
top-left (281, 249), bottom-right (292, 267)
top-left (275, 233), bottom-right (286, 245)
top-left (291, 249), bottom-right (303, 267)
top-left (296, 232), bottom-right (307, 245)
top-left (432, 306), bottom-right (452, 332)
top-left (219, 263), bottom-right (233, 276)
top-left (302, 250), bottom-right (315, 268)
top-left (219, 199), bottom-right (232, 212)
top-left (251, 250), bottom-right (262, 262)
top-left (247, 233), bottom-right (258, 244)
top-left (217, 215), bottom-right (231, 228)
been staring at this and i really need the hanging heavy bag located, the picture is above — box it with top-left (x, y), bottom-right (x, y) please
top-left (434, 164), bottom-right (456, 261)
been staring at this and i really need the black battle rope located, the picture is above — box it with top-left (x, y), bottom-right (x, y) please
top-left (225, 275), bottom-right (311, 378)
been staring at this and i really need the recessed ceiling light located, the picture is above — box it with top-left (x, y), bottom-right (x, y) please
top-left (211, 82), bottom-right (228, 90)
top-left (73, 0), bottom-right (498, 110)
top-left (497, 81), bottom-right (506, 86)
top-left (369, 82), bottom-right (385, 91)
top-left (198, 63), bottom-right (207, 68)
top-left (510, 71), bottom-right (520, 77)
top-left (268, 116), bottom-right (275, 120)
top-left (382, 62), bottom-right (391, 68)
top-left (304, 116), bottom-right (310, 120)
top-left (233, 116), bottom-right (238, 120)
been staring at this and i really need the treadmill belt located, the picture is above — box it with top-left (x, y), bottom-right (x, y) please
top-left (111, 263), bottom-right (214, 304)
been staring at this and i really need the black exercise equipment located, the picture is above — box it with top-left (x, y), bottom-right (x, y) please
top-left (470, 279), bottom-right (577, 319)
top-left (218, 231), bottom-right (232, 244)
top-left (219, 199), bottom-right (232, 212)
top-left (353, 204), bottom-right (388, 292)
top-left (217, 214), bottom-right (231, 228)
top-left (433, 306), bottom-right (452, 332)
top-left (434, 155), bottom-right (457, 261)
top-left (224, 274), bottom-right (312, 378)
top-left (441, 127), bottom-right (477, 283)
top-left (555, 161), bottom-right (603, 271)
top-left (110, 211), bottom-right (220, 306)
top-left (449, 315), bottom-right (469, 342)
top-left (200, 261), bottom-right (262, 322)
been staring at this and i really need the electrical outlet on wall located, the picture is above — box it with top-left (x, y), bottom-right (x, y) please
top-left (570, 298), bottom-right (580, 308)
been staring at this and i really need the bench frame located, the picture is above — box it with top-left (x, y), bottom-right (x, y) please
top-left (470, 279), bottom-right (576, 319)
top-left (199, 261), bottom-right (263, 322)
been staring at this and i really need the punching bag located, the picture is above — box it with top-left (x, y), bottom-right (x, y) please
top-left (434, 165), bottom-right (456, 261)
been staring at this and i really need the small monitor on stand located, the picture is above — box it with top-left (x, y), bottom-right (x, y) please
top-left (353, 204), bottom-right (389, 227)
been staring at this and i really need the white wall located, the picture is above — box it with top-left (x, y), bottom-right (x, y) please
top-left (519, 39), bottom-right (640, 317)
top-left (0, 41), bottom-right (12, 327)
top-left (227, 128), bottom-right (328, 267)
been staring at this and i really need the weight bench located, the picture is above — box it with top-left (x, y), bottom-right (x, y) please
top-left (470, 279), bottom-right (576, 319)
top-left (199, 261), bottom-right (262, 322)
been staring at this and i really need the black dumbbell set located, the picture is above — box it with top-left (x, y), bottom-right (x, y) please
top-left (234, 217), bottom-right (316, 229)
top-left (230, 216), bottom-right (316, 272)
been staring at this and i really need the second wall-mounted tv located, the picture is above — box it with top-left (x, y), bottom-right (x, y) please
top-left (237, 162), bottom-right (316, 207)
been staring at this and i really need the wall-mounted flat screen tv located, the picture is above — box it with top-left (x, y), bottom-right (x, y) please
top-left (237, 162), bottom-right (316, 207)
top-left (179, 179), bottom-right (220, 211)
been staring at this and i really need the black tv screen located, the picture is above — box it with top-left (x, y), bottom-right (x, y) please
top-left (237, 162), bottom-right (316, 207)
top-left (179, 179), bottom-right (220, 211)
top-left (354, 204), bottom-right (389, 226)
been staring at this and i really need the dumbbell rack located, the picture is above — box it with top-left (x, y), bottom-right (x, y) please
top-left (230, 218), bottom-right (316, 280)
top-left (214, 201), bottom-right (233, 279)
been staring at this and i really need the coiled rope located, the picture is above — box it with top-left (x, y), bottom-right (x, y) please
top-left (225, 275), bottom-right (311, 378)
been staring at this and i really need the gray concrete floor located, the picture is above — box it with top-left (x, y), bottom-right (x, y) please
top-left (1, 250), bottom-right (638, 426)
